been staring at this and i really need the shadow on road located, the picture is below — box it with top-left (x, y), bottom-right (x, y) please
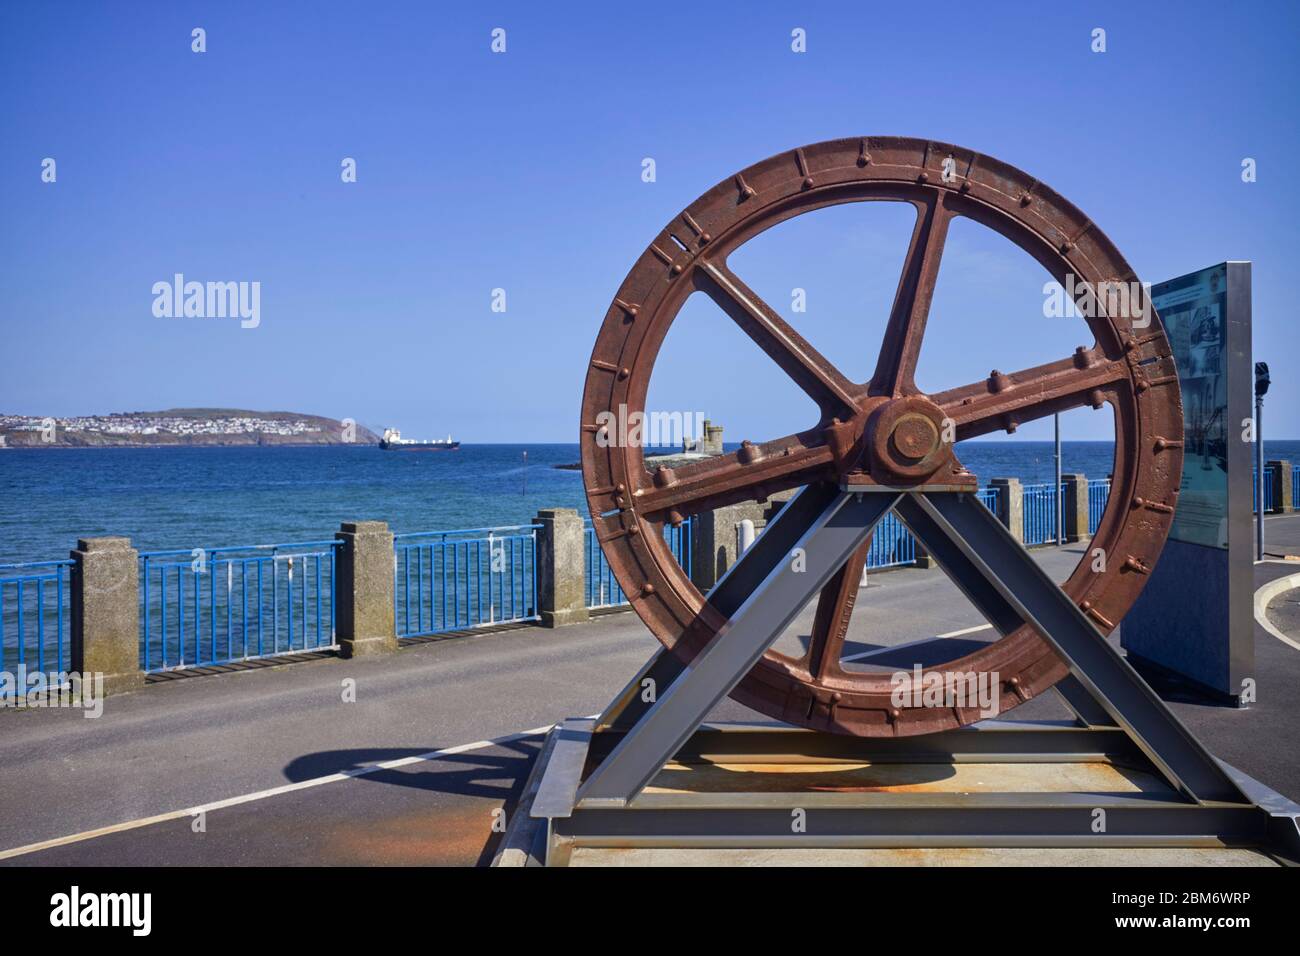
top-left (283, 737), bottom-right (542, 866)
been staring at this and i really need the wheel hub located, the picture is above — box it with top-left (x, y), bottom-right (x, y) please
top-left (891, 416), bottom-right (936, 460)
top-left (866, 396), bottom-right (955, 484)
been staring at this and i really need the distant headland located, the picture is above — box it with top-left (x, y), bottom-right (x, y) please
top-left (0, 408), bottom-right (378, 448)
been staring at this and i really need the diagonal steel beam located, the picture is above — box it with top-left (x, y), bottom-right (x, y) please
top-left (578, 484), bottom-right (902, 805)
top-left (1052, 675), bottom-right (1118, 728)
top-left (596, 647), bottom-right (686, 732)
top-left (912, 492), bottom-right (1244, 804)
top-left (892, 497), bottom-right (1113, 728)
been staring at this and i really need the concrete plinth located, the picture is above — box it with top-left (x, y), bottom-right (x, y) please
top-left (335, 521), bottom-right (397, 657)
top-left (989, 478), bottom-right (1024, 544)
top-left (70, 536), bottom-right (143, 695)
top-left (535, 508), bottom-right (588, 627)
top-left (1062, 473), bottom-right (1089, 542)
top-left (565, 845), bottom-right (1277, 867)
top-left (1268, 460), bottom-right (1292, 513)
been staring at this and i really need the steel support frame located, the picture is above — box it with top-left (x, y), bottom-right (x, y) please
top-left (531, 486), bottom-right (1300, 865)
top-left (579, 484), bottom-right (902, 803)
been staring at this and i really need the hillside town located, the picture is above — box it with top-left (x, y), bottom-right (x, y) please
top-left (0, 410), bottom-right (371, 446)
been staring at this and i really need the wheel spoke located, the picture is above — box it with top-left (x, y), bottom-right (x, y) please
top-left (869, 194), bottom-right (954, 397)
top-left (805, 540), bottom-right (870, 680)
top-left (934, 351), bottom-right (1129, 439)
top-left (697, 261), bottom-right (859, 415)
top-left (634, 428), bottom-right (837, 518)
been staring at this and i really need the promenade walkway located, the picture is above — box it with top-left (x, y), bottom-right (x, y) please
top-left (4, 516), bottom-right (1300, 867)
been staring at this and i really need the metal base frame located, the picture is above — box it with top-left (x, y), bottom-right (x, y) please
top-left (531, 720), bottom-right (1300, 866)
top-left (530, 486), bottom-right (1300, 866)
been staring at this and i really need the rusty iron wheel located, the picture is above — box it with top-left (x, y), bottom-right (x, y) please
top-left (581, 137), bottom-right (1183, 736)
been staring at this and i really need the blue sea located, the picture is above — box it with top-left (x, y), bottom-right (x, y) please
top-left (2, 440), bottom-right (1297, 565)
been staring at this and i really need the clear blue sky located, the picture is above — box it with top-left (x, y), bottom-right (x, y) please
top-left (2, 1), bottom-right (1297, 442)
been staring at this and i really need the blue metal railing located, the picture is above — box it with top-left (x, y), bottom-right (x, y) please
top-left (1022, 482), bottom-right (1065, 547)
top-left (140, 542), bottom-right (338, 672)
top-left (865, 510), bottom-right (915, 569)
top-left (0, 560), bottom-right (73, 688)
top-left (394, 525), bottom-right (539, 637)
top-left (663, 519), bottom-right (693, 582)
top-left (585, 521), bottom-right (624, 608)
top-left (1088, 479), bottom-right (1111, 534)
top-left (867, 488), bottom-right (993, 567)
top-left (585, 517), bottom-right (693, 609)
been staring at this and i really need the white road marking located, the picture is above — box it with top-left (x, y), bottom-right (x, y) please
top-left (935, 623), bottom-right (996, 639)
top-left (841, 623), bottom-right (993, 663)
top-left (1253, 572), bottom-right (1300, 652)
top-left (0, 721), bottom-right (560, 861)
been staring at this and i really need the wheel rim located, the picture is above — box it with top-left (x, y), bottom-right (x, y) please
top-left (581, 137), bottom-right (1183, 736)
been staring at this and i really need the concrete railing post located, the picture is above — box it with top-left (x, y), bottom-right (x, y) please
top-left (1267, 460), bottom-right (1291, 513)
top-left (990, 478), bottom-right (1024, 545)
top-left (689, 507), bottom-right (724, 592)
top-left (689, 493), bottom-right (794, 592)
top-left (1062, 473), bottom-right (1089, 542)
top-left (535, 509), bottom-right (588, 627)
top-left (70, 537), bottom-right (143, 695)
top-left (335, 521), bottom-right (397, 657)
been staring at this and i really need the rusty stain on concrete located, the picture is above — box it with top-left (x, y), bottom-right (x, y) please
top-left (320, 803), bottom-right (500, 866)
top-left (646, 760), bottom-right (1158, 795)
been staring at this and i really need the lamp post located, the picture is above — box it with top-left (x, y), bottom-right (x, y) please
top-left (1255, 361), bottom-right (1270, 560)
top-left (1054, 413), bottom-right (1063, 545)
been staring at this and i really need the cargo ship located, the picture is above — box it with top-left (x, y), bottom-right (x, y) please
top-left (379, 428), bottom-right (460, 451)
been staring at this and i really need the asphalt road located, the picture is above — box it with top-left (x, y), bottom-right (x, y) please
top-left (4, 518), bottom-right (1300, 866)
top-left (1267, 588), bottom-right (1300, 637)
